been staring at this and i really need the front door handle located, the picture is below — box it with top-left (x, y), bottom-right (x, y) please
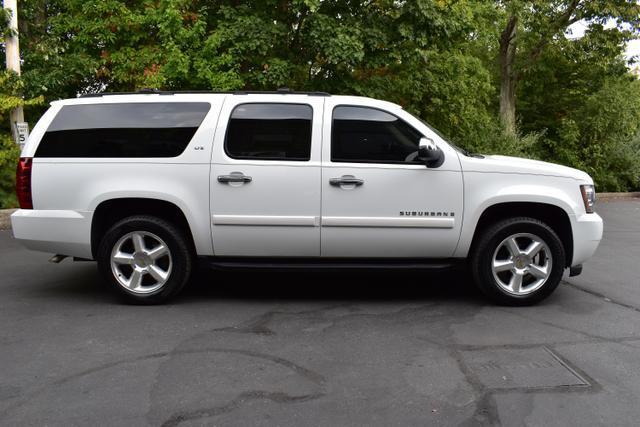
top-left (217, 172), bottom-right (252, 184)
top-left (329, 175), bottom-right (364, 187)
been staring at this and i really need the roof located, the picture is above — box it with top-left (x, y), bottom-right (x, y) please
top-left (78, 87), bottom-right (330, 98)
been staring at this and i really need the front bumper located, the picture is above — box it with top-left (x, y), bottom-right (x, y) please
top-left (571, 212), bottom-right (603, 267)
top-left (11, 209), bottom-right (93, 259)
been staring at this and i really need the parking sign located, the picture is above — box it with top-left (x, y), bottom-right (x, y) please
top-left (15, 122), bottom-right (29, 147)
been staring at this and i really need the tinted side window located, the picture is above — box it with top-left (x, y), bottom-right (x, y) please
top-left (36, 102), bottom-right (210, 158)
top-left (331, 106), bottom-right (423, 164)
top-left (225, 103), bottom-right (312, 161)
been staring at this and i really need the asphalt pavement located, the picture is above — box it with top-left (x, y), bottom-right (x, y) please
top-left (0, 200), bottom-right (639, 426)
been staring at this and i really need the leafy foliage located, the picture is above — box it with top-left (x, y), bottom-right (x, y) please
top-left (0, 71), bottom-right (43, 208)
top-left (546, 78), bottom-right (640, 191)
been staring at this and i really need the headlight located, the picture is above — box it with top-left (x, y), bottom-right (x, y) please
top-left (580, 185), bottom-right (596, 213)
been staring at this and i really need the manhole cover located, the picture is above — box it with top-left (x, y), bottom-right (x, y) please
top-left (461, 346), bottom-right (590, 390)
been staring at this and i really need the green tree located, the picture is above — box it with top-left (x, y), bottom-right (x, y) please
top-left (516, 17), bottom-right (640, 190)
top-left (496, 0), bottom-right (640, 134)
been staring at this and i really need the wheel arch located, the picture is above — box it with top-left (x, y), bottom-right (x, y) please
top-left (91, 198), bottom-right (196, 259)
top-left (468, 202), bottom-right (573, 267)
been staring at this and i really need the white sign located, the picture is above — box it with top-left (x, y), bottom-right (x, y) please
top-left (15, 122), bottom-right (29, 147)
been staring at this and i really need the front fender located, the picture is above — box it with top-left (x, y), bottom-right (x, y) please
top-left (454, 174), bottom-right (582, 258)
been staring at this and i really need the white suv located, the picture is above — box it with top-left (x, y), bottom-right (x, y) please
top-left (11, 89), bottom-right (603, 305)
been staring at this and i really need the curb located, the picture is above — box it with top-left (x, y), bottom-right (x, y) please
top-left (598, 192), bottom-right (640, 201)
top-left (0, 209), bottom-right (16, 231)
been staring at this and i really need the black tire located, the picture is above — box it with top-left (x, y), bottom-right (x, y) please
top-left (470, 217), bottom-right (565, 306)
top-left (97, 215), bottom-right (193, 304)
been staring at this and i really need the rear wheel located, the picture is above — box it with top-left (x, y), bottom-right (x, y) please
top-left (97, 215), bottom-right (193, 304)
top-left (471, 217), bottom-right (565, 305)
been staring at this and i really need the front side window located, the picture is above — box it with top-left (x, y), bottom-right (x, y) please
top-left (36, 102), bottom-right (210, 158)
top-left (331, 106), bottom-right (423, 164)
top-left (225, 103), bottom-right (312, 161)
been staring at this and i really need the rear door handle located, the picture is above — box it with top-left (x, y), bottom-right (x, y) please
top-left (217, 172), bottom-right (252, 184)
top-left (329, 176), bottom-right (364, 187)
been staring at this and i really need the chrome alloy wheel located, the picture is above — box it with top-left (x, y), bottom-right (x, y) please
top-left (110, 231), bottom-right (172, 294)
top-left (491, 233), bottom-right (552, 296)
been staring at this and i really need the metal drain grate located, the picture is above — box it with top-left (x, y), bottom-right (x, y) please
top-left (461, 346), bottom-right (590, 390)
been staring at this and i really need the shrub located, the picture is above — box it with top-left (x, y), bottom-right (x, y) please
top-left (0, 132), bottom-right (18, 208)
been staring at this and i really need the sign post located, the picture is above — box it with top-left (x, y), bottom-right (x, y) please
top-left (4, 0), bottom-right (25, 144)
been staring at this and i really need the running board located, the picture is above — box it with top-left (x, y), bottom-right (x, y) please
top-left (204, 257), bottom-right (461, 272)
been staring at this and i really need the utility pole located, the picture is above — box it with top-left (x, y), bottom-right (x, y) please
top-left (4, 0), bottom-right (26, 146)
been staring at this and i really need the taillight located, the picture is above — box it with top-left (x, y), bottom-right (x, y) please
top-left (16, 157), bottom-right (33, 209)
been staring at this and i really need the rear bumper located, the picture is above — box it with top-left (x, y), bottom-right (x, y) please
top-left (571, 212), bottom-right (603, 267)
top-left (11, 209), bottom-right (93, 259)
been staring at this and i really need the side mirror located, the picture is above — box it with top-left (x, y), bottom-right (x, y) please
top-left (417, 137), bottom-right (444, 168)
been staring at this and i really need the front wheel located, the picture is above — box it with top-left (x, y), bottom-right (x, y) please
top-left (470, 217), bottom-right (566, 306)
top-left (97, 215), bottom-right (193, 304)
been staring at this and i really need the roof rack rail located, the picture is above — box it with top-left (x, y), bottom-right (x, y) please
top-left (79, 87), bottom-right (330, 98)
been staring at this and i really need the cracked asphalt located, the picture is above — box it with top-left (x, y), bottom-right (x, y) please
top-left (1, 200), bottom-right (639, 426)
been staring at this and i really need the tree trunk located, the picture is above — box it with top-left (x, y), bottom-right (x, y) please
top-left (499, 15), bottom-right (518, 135)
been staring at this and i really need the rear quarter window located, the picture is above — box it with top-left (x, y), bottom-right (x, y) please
top-left (35, 102), bottom-right (210, 158)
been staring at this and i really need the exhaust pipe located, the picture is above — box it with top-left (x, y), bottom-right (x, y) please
top-left (48, 254), bottom-right (68, 264)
